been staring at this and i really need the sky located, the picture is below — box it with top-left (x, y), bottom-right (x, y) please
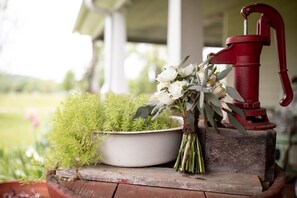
top-left (0, 0), bottom-right (223, 83)
top-left (0, 0), bottom-right (92, 82)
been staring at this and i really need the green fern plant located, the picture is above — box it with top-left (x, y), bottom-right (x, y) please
top-left (46, 92), bottom-right (179, 171)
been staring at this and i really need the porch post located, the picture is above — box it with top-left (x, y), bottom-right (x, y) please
top-left (167, 0), bottom-right (203, 65)
top-left (101, 11), bottom-right (128, 94)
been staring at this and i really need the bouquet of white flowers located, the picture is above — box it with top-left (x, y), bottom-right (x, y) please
top-left (134, 56), bottom-right (246, 173)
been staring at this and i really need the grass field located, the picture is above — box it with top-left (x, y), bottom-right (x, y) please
top-left (0, 93), bottom-right (65, 149)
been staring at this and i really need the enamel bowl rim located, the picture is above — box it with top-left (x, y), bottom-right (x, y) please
top-left (93, 116), bottom-right (183, 135)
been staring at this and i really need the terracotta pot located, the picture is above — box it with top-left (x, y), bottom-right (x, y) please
top-left (0, 180), bottom-right (49, 198)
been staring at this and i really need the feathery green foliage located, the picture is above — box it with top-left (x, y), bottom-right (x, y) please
top-left (102, 93), bottom-right (177, 132)
top-left (47, 93), bottom-right (105, 170)
top-left (47, 92), bottom-right (179, 170)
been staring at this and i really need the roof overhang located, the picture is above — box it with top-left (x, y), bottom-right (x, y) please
top-left (73, 0), bottom-right (248, 47)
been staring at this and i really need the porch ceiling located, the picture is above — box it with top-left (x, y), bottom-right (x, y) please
top-left (73, 0), bottom-right (247, 47)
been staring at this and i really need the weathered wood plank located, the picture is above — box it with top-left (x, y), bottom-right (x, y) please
top-left (115, 184), bottom-right (206, 198)
top-left (56, 165), bottom-right (262, 196)
top-left (59, 180), bottom-right (117, 198)
top-left (205, 192), bottom-right (250, 198)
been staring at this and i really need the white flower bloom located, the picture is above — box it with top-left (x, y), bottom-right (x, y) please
top-left (156, 67), bottom-right (178, 83)
top-left (157, 82), bottom-right (170, 91)
top-left (178, 64), bottom-right (195, 77)
top-left (156, 91), bottom-right (175, 105)
top-left (168, 80), bottom-right (188, 99)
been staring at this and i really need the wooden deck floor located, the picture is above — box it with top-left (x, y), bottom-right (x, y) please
top-left (46, 164), bottom-right (288, 198)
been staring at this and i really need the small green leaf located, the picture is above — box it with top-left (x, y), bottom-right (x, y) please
top-left (170, 105), bottom-right (180, 112)
top-left (226, 103), bottom-right (245, 118)
top-left (133, 106), bottom-right (149, 119)
top-left (224, 109), bottom-right (247, 134)
top-left (226, 86), bottom-right (244, 102)
top-left (204, 102), bottom-right (215, 127)
top-left (178, 55), bottom-right (190, 68)
top-left (211, 103), bottom-right (223, 117)
top-left (205, 92), bottom-right (221, 107)
top-left (217, 67), bottom-right (232, 80)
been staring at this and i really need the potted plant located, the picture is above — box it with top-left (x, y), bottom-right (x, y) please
top-left (0, 145), bottom-right (50, 197)
top-left (46, 92), bottom-right (183, 173)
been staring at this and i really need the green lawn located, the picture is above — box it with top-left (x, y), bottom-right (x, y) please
top-left (0, 93), bottom-right (65, 149)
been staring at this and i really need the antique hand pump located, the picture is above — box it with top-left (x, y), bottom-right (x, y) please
top-left (208, 3), bottom-right (293, 130)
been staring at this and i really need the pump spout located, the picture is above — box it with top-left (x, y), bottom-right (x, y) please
top-left (208, 45), bottom-right (236, 65)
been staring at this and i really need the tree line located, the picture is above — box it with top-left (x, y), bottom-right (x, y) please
top-left (0, 71), bottom-right (82, 93)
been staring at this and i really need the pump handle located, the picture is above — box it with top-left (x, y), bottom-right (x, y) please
top-left (241, 3), bottom-right (293, 106)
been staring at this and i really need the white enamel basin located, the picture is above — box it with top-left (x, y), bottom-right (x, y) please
top-left (96, 117), bottom-right (183, 167)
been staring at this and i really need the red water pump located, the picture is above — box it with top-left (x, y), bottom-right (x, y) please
top-left (209, 3), bottom-right (294, 130)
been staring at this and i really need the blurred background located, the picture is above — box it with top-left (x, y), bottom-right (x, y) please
top-left (0, 0), bottom-right (296, 193)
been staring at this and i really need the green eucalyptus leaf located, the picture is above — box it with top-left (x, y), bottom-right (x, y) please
top-left (204, 102), bottom-right (215, 127)
top-left (226, 86), bottom-right (244, 102)
top-left (226, 103), bottom-right (245, 118)
top-left (208, 65), bottom-right (216, 77)
top-left (205, 92), bottom-right (221, 107)
top-left (217, 67), bottom-right (232, 80)
top-left (151, 103), bottom-right (164, 115)
top-left (148, 100), bottom-right (159, 107)
top-left (186, 102), bottom-right (193, 111)
top-left (151, 106), bottom-right (165, 120)
top-left (133, 106), bottom-right (149, 119)
top-left (213, 109), bottom-right (223, 124)
top-left (188, 85), bottom-right (203, 91)
top-left (178, 55), bottom-right (190, 68)
top-left (203, 108), bottom-right (210, 132)
top-left (224, 109), bottom-right (247, 134)
top-left (211, 103), bottom-right (223, 117)
top-left (199, 91), bottom-right (204, 109)
top-left (199, 56), bottom-right (212, 67)
top-left (197, 103), bottom-right (203, 115)
top-left (202, 66), bottom-right (208, 85)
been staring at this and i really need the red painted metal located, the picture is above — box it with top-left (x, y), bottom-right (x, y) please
top-left (209, 3), bottom-right (293, 130)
